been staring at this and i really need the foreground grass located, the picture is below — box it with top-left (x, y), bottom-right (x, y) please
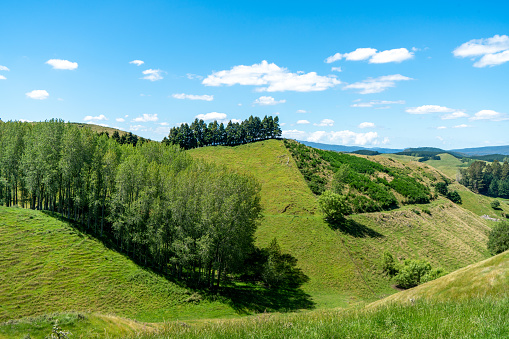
top-left (3, 298), bottom-right (507, 338)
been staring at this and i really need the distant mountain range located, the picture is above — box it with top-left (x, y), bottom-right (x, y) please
top-left (297, 140), bottom-right (509, 156)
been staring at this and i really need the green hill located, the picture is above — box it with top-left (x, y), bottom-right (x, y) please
top-left (190, 140), bottom-right (493, 307)
top-left (0, 206), bottom-right (237, 323)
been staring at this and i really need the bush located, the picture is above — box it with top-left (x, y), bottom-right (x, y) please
top-left (487, 221), bottom-right (509, 255)
top-left (381, 251), bottom-right (398, 277)
top-left (318, 190), bottom-right (350, 223)
top-left (446, 190), bottom-right (462, 204)
top-left (491, 200), bottom-right (501, 209)
top-left (394, 260), bottom-right (433, 289)
top-left (435, 182), bottom-right (448, 195)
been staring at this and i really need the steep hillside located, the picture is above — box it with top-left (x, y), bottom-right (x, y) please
top-left (190, 140), bottom-right (492, 307)
top-left (0, 206), bottom-right (236, 322)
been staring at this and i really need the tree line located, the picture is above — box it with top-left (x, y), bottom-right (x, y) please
top-left (459, 160), bottom-right (509, 198)
top-left (163, 115), bottom-right (282, 150)
top-left (0, 119), bottom-right (263, 288)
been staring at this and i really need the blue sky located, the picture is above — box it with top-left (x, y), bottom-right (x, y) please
top-left (1, 0), bottom-right (508, 149)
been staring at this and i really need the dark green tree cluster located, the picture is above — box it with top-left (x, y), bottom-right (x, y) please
top-left (459, 160), bottom-right (509, 198)
top-left (487, 221), bottom-right (509, 255)
top-left (0, 119), bottom-right (262, 288)
top-left (163, 115), bottom-right (282, 150)
top-left (110, 130), bottom-right (149, 146)
top-left (434, 182), bottom-right (462, 204)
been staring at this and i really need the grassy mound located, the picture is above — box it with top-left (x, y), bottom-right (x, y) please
top-left (0, 206), bottom-right (236, 322)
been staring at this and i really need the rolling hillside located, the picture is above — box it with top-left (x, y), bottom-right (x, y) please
top-left (190, 140), bottom-right (494, 307)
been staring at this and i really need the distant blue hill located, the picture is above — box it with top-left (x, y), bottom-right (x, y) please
top-left (296, 140), bottom-right (509, 157)
top-left (297, 140), bottom-right (403, 154)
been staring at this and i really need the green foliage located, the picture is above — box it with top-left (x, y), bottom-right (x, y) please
top-left (446, 190), bottom-right (462, 204)
top-left (388, 176), bottom-right (430, 204)
top-left (381, 251), bottom-right (398, 277)
top-left (435, 182), bottom-right (448, 195)
top-left (318, 190), bottom-right (350, 223)
top-left (487, 221), bottom-right (509, 255)
top-left (45, 320), bottom-right (72, 339)
top-left (394, 260), bottom-right (433, 289)
top-left (491, 200), bottom-right (501, 209)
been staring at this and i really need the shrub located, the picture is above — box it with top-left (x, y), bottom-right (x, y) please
top-left (435, 182), bottom-right (448, 195)
top-left (381, 251), bottom-right (398, 277)
top-left (394, 260), bottom-right (433, 289)
top-left (318, 190), bottom-right (350, 223)
top-left (446, 190), bottom-right (462, 204)
top-left (491, 200), bottom-right (501, 209)
top-left (487, 221), bottom-right (509, 255)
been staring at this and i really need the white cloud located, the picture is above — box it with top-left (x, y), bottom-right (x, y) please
top-left (297, 120), bottom-right (310, 124)
top-left (0, 65), bottom-right (9, 71)
top-left (326, 47), bottom-right (413, 64)
top-left (46, 59), bottom-right (78, 70)
top-left (116, 118), bottom-right (125, 122)
top-left (331, 67), bottom-right (342, 72)
top-left (253, 96), bottom-right (286, 105)
top-left (343, 74), bottom-right (412, 94)
top-left (406, 105), bottom-right (456, 114)
top-left (358, 122), bottom-right (375, 129)
top-left (296, 109), bottom-right (308, 113)
top-left (186, 73), bottom-right (204, 80)
top-left (453, 35), bottom-right (509, 67)
top-left (437, 126), bottom-right (447, 130)
top-left (441, 111), bottom-right (469, 120)
top-left (351, 100), bottom-right (405, 108)
top-left (470, 110), bottom-right (509, 121)
top-left (97, 123), bottom-right (109, 127)
top-left (369, 48), bottom-right (414, 64)
top-left (129, 60), bottom-right (144, 66)
top-left (0, 75), bottom-right (6, 80)
top-left (159, 122), bottom-right (169, 126)
top-left (26, 90), bottom-right (49, 100)
top-left (202, 60), bottom-right (340, 92)
top-left (195, 112), bottom-right (228, 121)
top-left (282, 129), bottom-right (307, 138)
top-left (130, 125), bottom-right (147, 132)
top-left (325, 53), bottom-right (342, 63)
top-left (314, 119), bottom-right (334, 127)
top-left (308, 130), bottom-right (379, 145)
top-left (133, 114), bottom-right (158, 122)
top-left (19, 119), bottom-right (33, 122)
top-left (172, 93), bottom-right (214, 101)
top-left (142, 69), bottom-right (164, 81)
top-left (84, 114), bottom-right (107, 121)
top-left (453, 124), bottom-right (469, 128)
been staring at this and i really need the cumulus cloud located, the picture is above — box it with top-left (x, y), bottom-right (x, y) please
top-left (84, 114), bottom-right (107, 121)
top-left (358, 122), bottom-right (375, 129)
top-left (308, 130), bottom-right (380, 145)
top-left (26, 90), bottom-right (49, 100)
top-left (0, 65), bottom-right (9, 71)
top-left (453, 35), bottom-right (509, 67)
top-left (351, 100), bottom-right (405, 108)
top-left (129, 60), bottom-right (144, 66)
top-left (314, 119), bottom-right (334, 127)
top-left (453, 124), bottom-right (469, 128)
top-left (437, 126), bottom-right (447, 130)
top-left (470, 110), bottom-right (509, 121)
top-left (142, 69), bottom-right (164, 81)
top-left (441, 111), bottom-right (469, 120)
top-left (331, 67), bottom-right (342, 72)
top-left (296, 109), bottom-right (308, 113)
top-left (0, 75), bottom-right (6, 80)
top-left (343, 74), bottom-right (412, 94)
top-left (326, 48), bottom-right (414, 64)
top-left (116, 118), bottom-right (125, 122)
top-left (253, 96), bottom-right (286, 105)
top-left (406, 105), bottom-right (456, 114)
top-left (195, 112), bottom-right (228, 121)
top-left (172, 93), bottom-right (214, 101)
top-left (202, 60), bottom-right (340, 92)
top-left (46, 59), bottom-right (78, 70)
top-left (297, 120), bottom-right (310, 124)
top-left (132, 114), bottom-right (159, 122)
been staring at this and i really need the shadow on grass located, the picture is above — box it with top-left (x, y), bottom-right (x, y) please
top-left (329, 218), bottom-right (384, 238)
top-left (215, 284), bottom-right (315, 314)
top-left (40, 210), bottom-right (316, 314)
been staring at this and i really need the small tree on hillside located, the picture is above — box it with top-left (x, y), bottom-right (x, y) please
top-left (491, 200), bottom-right (501, 210)
top-left (487, 221), bottom-right (509, 255)
top-left (318, 190), bottom-right (350, 224)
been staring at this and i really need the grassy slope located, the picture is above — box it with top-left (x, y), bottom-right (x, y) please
top-left (369, 250), bottom-right (509, 307)
top-left (190, 140), bottom-right (492, 307)
top-left (0, 206), bottom-right (237, 323)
